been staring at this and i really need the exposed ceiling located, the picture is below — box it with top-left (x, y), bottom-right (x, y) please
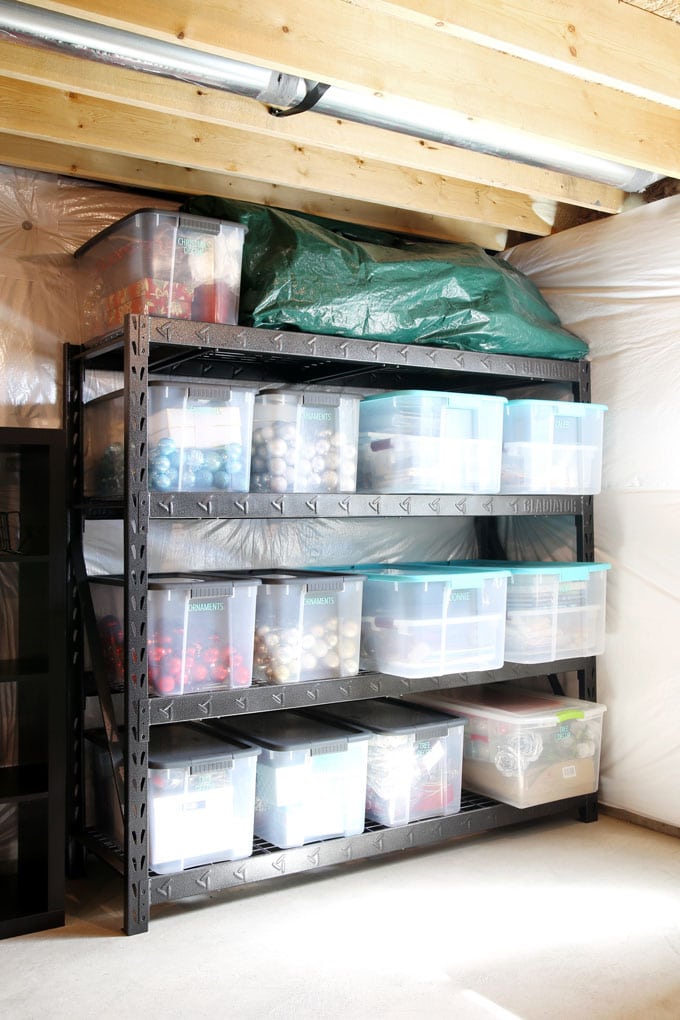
top-left (0, 0), bottom-right (679, 250)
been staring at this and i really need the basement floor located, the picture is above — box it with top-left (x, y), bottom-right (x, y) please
top-left (2, 813), bottom-right (679, 1020)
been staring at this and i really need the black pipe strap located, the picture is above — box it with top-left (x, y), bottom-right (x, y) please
top-left (268, 81), bottom-right (330, 117)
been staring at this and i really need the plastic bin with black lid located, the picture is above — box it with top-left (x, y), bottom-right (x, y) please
top-left (86, 723), bottom-right (260, 873)
top-left (88, 573), bottom-right (260, 695)
top-left (209, 711), bottom-right (370, 848)
top-left (75, 208), bottom-right (247, 339)
top-left (307, 698), bottom-right (464, 827)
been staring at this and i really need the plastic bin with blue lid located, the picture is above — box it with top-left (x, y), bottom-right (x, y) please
top-left (88, 573), bottom-right (260, 695)
top-left (250, 569), bottom-right (364, 684)
top-left (86, 723), bottom-right (260, 873)
top-left (333, 564), bottom-right (509, 678)
top-left (306, 698), bottom-right (465, 827)
top-left (500, 399), bottom-right (607, 494)
top-left (208, 711), bottom-right (370, 848)
top-left (375, 560), bottom-right (611, 663)
top-left (406, 684), bottom-right (607, 809)
top-left (357, 389), bottom-right (507, 494)
top-left (75, 208), bottom-right (247, 340)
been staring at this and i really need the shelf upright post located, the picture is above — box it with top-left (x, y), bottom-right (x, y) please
top-left (122, 315), bottom-right (151, 935)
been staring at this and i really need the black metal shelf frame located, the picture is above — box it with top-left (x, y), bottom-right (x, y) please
top-left (65, 315), bottom-right (597, 935)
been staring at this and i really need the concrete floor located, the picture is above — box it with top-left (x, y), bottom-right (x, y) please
top-left (1, 813), bottom-right (679, 1020)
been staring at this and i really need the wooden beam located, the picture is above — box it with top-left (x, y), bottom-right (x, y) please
top-left (0, 40), bottom-right (625, 214)
top-left (0, 76), bottom-right (554, 234)
top-left (368, 0), bottom-right (680, 108)
top-left (0, 132), bottom-right (509, 249)
top-left (17, 0), bottom-right (680, 175)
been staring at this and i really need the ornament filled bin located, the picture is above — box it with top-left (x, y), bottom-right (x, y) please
top-left (75, 208), bottom-right (247, 340)
top-left (88, 573), bottom-right (260, 696)
top-left (500, 399), bottom-right (607, 494)
top-left (250, 570), bottom-right (364, 684)
top-left (408, 685), bottom-right (606, 809)
top-left (307, 698), bottom-right (465, 827)
top-left (210, 711), bottom-right (370, 849)
top-left (82, 381), bottom-right (256, 498)
top-left (357, 389), bottom-right (507, 494)
top-left (87, 723), bottom-right (260, 873)
top-left (354, 565), bottom-right (509, 678)
top-left (148, 381), bottom-right (256, 493)
top-left (250, 387), bottom-right (361, 493)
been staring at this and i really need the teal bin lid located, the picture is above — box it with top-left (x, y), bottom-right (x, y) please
top-left (361, 389), bottom-right (507, 406)
top-left (505, 399), bottom-right (608, 413)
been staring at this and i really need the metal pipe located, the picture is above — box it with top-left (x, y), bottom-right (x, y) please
top-left (0, 0), bottom-right (661, 192)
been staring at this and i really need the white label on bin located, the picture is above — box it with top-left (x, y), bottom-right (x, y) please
top-left (417, 739), bottom-right (446, 775)
top-left (562, 765), bottom-right (577, 779)
top-left (273, 764), bottom-right (308, 807)
top-left (150, 787), bottom-right (234, 866)
top-left (153, 407), bottom-right (241, 448)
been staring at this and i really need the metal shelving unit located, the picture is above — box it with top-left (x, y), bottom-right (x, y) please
top-left (66, 315), bottom-right (597, 935)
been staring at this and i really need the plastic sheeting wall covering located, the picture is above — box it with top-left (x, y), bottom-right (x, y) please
top-left (503, 195), bottom-right (680, 829)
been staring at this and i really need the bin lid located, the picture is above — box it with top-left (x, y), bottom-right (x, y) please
top-left (311, 698), bottom-right (464, 738)
top-left (360, 390), bottom-right (507, 406)
top-left (358, 566), bottom-right (510, 587)
top-left (251, 569), bottom-right (363, 593)
top-left (409, 685), bottom-right (607, 725)
top-left (86, 723), bottom-right (259, 770)
top-left (74, 207), bottom-right (246, 259)
top-left (212, 710), bottom-right (369, 754)
top-left (504, 399), bottom-right (608, 413)
top-left (431, 560), bottom-right (611, 581)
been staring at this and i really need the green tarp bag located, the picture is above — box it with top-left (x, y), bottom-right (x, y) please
top-left (184, 196), bottom-right (588, 360)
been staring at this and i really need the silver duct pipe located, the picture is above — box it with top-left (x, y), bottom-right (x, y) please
top-left (0, 0), bottom-right (661, 192)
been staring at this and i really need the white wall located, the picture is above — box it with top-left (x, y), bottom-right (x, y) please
top-left (504, 196), bottom-right (680, 828)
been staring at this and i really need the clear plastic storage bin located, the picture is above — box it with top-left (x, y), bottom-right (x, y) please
top-left (309, 699), bottom-right (464, 826)
top-left (75, 208), bottom-right (246, 339)
top-left (83, 382), bottom-right (256, 497)
top-left (88, 573), bottom-right (259, 695)
top-left (210, 711), bottom-right (370, 848)
top-left (251, 570), bottom-right (364, 684)
top-left (395, 560), bottom-right (611, 664)
top-left (250, 388), bottom-right (361, 493)
top-left (356, 566), bottom-right (509, 678)
top-left (148, 381), bottom-right (255, 492)
top-left (86, 723), bottom-right (260, 873)
top-left (408, 685), bottom-right (606, 809)
top-left (357, 389), bottom-right (507, 493)
top-left (82, 390), bottom-right (125, 498)
top-left (500, 399), bottom-right (607, 494)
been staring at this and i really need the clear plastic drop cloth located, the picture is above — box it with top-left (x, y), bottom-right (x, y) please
top-left (503, 195), bottom-right (680, 827)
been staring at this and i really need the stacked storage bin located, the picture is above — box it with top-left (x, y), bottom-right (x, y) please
top-left (407, 685), bottom-right (607, 810)
top-left (357, 389), bottom-right (507, 494)
top-left (83, 380), bottom-right (257, 498)
top-left (75, 208), bottom-right (247, 338)
top-left (308, 698), bottom-right (465, 826)
top-left (250, 387), bottom-right (361, 493)
top-left (314, 563), bottom-right (510, 678)
top-left (209, 711), bottom-right (370, 848)
top-left (88, 574), bottom-right (260, 695)
top-left (87, 723), bottom-right (260, 873)
top-left (500, 399), bottom-right (607, 495)
top-left (249, 570), bottom-right (364, 684)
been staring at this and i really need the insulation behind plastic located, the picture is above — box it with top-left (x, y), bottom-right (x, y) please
top-left (503, 195), bottom-right (680, 828)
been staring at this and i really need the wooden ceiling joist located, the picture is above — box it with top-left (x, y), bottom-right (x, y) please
top-left (0, 132), bottom-right (509, 250)
top-left (18, 0), bottom-right (680, 176)
top-left (0, 41), bottom-right (625, 215)
top-left (0, 75), bottom-right (555, 234)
